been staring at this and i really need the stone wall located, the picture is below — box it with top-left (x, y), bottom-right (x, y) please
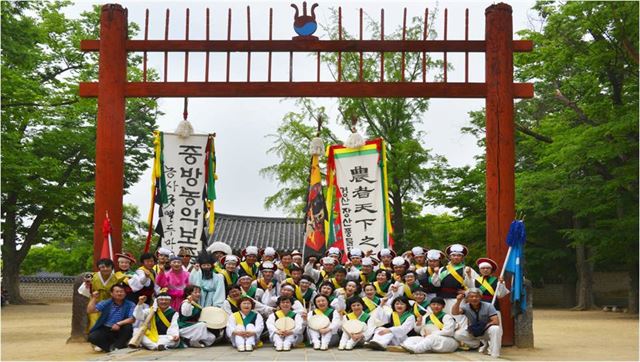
top-left (532, 272), bottom-right (630, 307)
top-left (18, 276), bottom-right (75, 303)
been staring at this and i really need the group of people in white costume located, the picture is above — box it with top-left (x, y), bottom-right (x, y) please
top-left (79, 242), bottom-right (509, 358)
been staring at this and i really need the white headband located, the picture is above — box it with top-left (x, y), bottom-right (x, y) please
top-left (479, 262), bottom-right (493, 269)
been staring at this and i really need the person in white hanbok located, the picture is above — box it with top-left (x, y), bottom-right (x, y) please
top-left (178, 285), bottom-right (216, 347)
top-left (305, 294), bottom-right (341, 350)
top-left (338, 296), bottom-right (375, 350)
top-left (265, 296), bottom-right (305, 351)
top-left (132, 293), bottom-right (180, 350)
top-left (401, 297), bottom-right (459, 354)
top-left (225, 296), bottom-right (264, 351)
top-left (264, 284), bottom-right (305, 312)
top-left (367, 296), bottom-right (416, 350)
top-left (316, 282), bottom-right (346, 312)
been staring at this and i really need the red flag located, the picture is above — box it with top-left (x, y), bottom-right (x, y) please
top-left (100, 213), bottom-right (113, 261)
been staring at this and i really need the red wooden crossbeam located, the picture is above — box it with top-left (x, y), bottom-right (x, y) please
top-left (80, 39), bottom-right (533, 52)
top-left (79, 81), bottom-right (533, 98)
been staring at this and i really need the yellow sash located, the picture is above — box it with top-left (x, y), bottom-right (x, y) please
top-left (428, 313), bottom-right (444, 330)
top-left (240, 261), bottom-right (257, 279)
top-left (275, 310), bottom-right (295, 319)
top-left (427, 266), bottom-right (434, 276)
top-left (362, 297), bottom-right (378, 312)
top-left (226, 298), bottom-right (237, 310)
top-left (257, 278), bottom-right (272, 290)
top-left (145, 308), bottom-right (172, 343)
top-left (331, 278), bottom-right (341, 289)
top-left (294, 286), bottom-right (306, 303)
top-left (373, 282), bottom-right (387, 296)
top-left (220, 270), bottom-right (233, 286)
top-left (137, 266), bottom-right (156, 283)
top-left (403, 284), bottom-right (414, 299)
top-left (446, 264), bottom-right (468, 290)
top-left (233, 311), bottom-right (244, 326)
top-left (476, 276), bottom-right (496, 295)
top-left (391, 311), bottom-right (400, 326)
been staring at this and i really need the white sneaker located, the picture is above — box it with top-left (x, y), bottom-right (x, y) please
top-left (237, 345), bottom-right (245, 352)
top-left (338, 342), bottom-right (346, 350)
top-left (320, 343), bottom-right (328, 350)
top-left (313, 341), bottom-right (321, 350)
top-left (283, 343), bottom-right (292, 351)
top-left (275, 341), bottom-right (283, 351)
top-left (93, 346), bottom-right (103, 352)
top-left (345, 340), bottom-right (355, 350)
top-left (245, 344), bottom-right (253, 352)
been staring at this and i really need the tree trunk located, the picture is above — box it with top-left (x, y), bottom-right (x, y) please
top-left (573, 242), bottom-right (596, 310)
top-left (628, 262), bottom-right (639, 314)
top-left (1, 253), bottom-right (25, 304)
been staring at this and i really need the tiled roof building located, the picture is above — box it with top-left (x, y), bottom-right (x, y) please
top-left (209, 212), bottom-right (305, 253)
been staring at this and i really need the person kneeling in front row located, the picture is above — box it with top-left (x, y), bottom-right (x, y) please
top-left (452, 288), bottom-right (502, 358)
top-left (401, 297), bottom-right (458, 354)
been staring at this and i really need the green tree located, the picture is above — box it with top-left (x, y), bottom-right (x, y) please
top-left (515, 1), bottom-right (638, 311)
top-left (428, 1), bottom-right (638, 311)
top-left (261, 9), bottom-right (447, 247)
top-left (20, 204), bottom-right (148, 276)
top-left (1, 3), bottom-right (160, 303)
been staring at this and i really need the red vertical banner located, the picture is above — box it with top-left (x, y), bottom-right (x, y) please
top-left (303, 154), bottom-right (327, 259)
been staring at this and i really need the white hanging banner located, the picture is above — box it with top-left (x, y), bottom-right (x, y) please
top-left (333, 145), bottom-right (387, 255)
top-left (160, 133), bottom-right (209, 255)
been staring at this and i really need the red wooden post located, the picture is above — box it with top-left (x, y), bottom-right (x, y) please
top-left (485, 3), bottom-right (515, 346)
top-left (93, 4), bottom-right (127, 267)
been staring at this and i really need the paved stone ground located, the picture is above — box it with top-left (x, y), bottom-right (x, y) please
top-left (97, 343), bottom-right (498, 361)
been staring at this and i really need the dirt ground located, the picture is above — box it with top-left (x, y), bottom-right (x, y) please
top-left (1, 303), bottom-right (638, 361)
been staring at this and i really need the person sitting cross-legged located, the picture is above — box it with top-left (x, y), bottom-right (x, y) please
top-left (132, 293), bottom-right (180, 350)
top-left (452, 288), bottom-right (503, 358)
top-left (87, 283), bottom-right (136, 353)
top-left (401, 297), bottom-right (459, 354)
top-left (178, 285), bottom-right (217, 348)
top-left (226, 296), bottom-right (264, 352)
top-left (265, 296), bottom-right (305, 351)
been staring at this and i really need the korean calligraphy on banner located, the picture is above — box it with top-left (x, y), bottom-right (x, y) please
top-left (157, 133), bottom-right (213, 256)
top-left (326, 139), bottom-right (393, 259)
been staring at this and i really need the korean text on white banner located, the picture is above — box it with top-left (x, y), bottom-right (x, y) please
top-left (325, 138), bottom-right (393, 259)
top-left (147, 132), bottom-right (216, 256)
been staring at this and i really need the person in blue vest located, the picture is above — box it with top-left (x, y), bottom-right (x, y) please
top-left (86, 283), bottom-right (136, 352)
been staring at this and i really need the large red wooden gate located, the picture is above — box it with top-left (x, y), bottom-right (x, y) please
top-left (79, 2), bottom-right (533, 345)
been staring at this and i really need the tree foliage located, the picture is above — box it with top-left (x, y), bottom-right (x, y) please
top-left (262, 9), bottom-right (447, 247)
top-left (1, 2), bottom-right (160, 303)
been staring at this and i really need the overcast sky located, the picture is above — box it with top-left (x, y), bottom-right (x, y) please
top-left (66, 0), bottom-right (537, 219)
